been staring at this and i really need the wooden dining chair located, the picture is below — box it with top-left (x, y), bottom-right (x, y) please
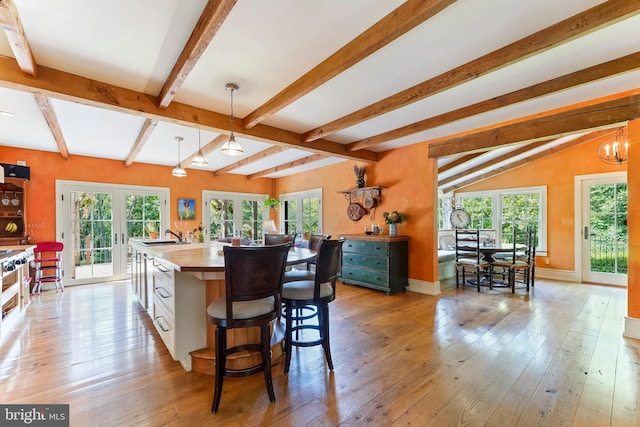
top-left (206, 243), bottom-right (290, 413)
top-left (283, 233), bottom-right (330, 283)
top-left (455, 229), bottom-right (490, 291)
top-left (491, 226), bottom-right (532, 292)
top-left (281, 239), bottom-right (344, 374)
top-left (264, 233), bottom-right (296, 247)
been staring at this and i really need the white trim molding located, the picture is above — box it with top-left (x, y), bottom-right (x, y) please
top-left (408, 278), bottom-right (441, 296)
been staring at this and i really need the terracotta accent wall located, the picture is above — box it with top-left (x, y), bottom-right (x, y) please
top-left (458, 134), bottom-right (626, 272)
top-left (276, 143), bottom-right (439, 283)
top-left (0, 147), bottom-right (273, 243)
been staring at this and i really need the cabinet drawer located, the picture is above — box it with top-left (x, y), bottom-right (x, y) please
top-left (341, 266), bottom-right (389, 287)
top-left (153, 301), bottom-right (175, 357)
top-left (154, 280), bottom-right (175, 315)
top-left (342, 253), bottom-right (389, 272)
top-left (343, 240), bottom-right (389, 256)
top-left (153, 260), bottom-right (174, 282)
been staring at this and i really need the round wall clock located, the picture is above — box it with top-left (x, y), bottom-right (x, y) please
top-left (450, 208), bottom-right (470, 229)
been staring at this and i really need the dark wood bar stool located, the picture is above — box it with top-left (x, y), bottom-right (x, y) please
top-left (281, 239), bottom-right (344, 374)
top-left (206, 243), bottom-right (290, 413)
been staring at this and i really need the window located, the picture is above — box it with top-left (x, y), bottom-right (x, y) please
top-left (203, 191), bottom-right (267, 242)
top-left (280, 189), bottom-right (322, 240)
top-left (456, 186), bottom-right (546, 251)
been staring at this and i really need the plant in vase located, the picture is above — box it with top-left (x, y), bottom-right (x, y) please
top-left (263, 197), bottom-right (280, 210)
top-left (145, 222), bottom-right (158, 239)
top-left (382, 210), bottom-right (405, 237)
top-left (353, 164), bottom-right (366, 188)
top-left (193, 223), bottom-right (205, 243)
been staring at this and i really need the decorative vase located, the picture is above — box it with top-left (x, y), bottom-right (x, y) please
top-left (356, 177), bottom-right (365, 188)
top-left (389, 223), bottom-right (397, 237)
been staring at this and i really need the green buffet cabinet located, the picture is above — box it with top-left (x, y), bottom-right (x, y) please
top-left (339, 235), bottom-right (409, 294)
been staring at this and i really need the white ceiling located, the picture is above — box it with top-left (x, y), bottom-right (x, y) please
top-left (0, 0), bottom-right (637, 186)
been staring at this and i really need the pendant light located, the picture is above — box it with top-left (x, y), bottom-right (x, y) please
top-left (191, 128), bottom-right (209, 167)
top-left (221, 83), bottom-right (243, 156)
top-left (171, 136), bottom-right (187, 177)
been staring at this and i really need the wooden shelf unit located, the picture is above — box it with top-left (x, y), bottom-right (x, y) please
top-left (0, 177), bottom-right (28, 246)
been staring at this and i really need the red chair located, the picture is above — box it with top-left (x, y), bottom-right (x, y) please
top-left (33, 241), bottom-right (64, 294)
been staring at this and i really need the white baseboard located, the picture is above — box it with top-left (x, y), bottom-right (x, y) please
top-left (624, 316), bottom-right (640, 340)
top-left (535, 267), bottom-right (578, 282)
top-left (408, 278), bottom-right (441, 296)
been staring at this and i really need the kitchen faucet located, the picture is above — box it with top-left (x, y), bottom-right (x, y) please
top-left (165, 229), bottom-right (183, 242)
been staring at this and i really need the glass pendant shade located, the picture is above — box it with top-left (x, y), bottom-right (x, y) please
top-left (171, 165), bottom-right (187, 177)
top-left (191, 129), bottom-right (209, 166)
top-left (221, 134), bottom-right (243, 156)
top-left (222, 83), bottom-right (243, 156)
top-left (171, 136), bottom-right (187, 177)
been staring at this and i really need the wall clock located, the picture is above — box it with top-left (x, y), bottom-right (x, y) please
top-left (450, 208), bottom-right (470, 229)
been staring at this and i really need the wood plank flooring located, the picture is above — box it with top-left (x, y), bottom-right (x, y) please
top-left (1, 278), bottom-right (639, 426)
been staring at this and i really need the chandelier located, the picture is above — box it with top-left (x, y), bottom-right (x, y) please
top-left (597, 126), bottom-right (628, 166)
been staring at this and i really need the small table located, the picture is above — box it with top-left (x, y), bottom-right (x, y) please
top-left (478, 246), bottom-right (514, 263)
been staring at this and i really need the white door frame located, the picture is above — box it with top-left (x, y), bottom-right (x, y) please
top-left (56, 180), bottom-right (170, 285)
top-left (574, 171), bottom-right (627, 285)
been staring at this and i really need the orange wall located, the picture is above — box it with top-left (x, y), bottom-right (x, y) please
top-left (276, 143), bottom-right (439, 283)
top-left (459, 134), bottom-right (626, 271)
top-left (628, 119), bottom-right (639, 318)
top-left (0, 147), bottom-right (274, 243)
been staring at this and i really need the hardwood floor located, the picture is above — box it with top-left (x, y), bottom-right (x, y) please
top-left (2, 278), bottom-right (639, 426)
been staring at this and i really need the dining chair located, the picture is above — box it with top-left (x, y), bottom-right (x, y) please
top-left (491, 226), bottom-right (532, 292)
top-left (454, 229), bottom-right (490, 291)
top-left (281, 239), bottom-right (344, 374)
top-left (283, 233), bottom-right (330, 283)
top-left (206, 243), bottom-right (291, 413)
top-left (264, 233), bottom-right (296, 247)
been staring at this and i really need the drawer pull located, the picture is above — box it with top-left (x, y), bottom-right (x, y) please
top-left (155, 316), bottom-right (171, 332)
top-left (156, 287), bottom-right (171, 298)
top-left (156, 265), bottom-right (170, 273)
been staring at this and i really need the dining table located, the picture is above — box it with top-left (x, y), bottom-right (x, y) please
top-left (129, 240), bottom-right (317, 375)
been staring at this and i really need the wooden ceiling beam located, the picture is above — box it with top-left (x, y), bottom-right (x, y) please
top-left (181, 134), bottom-right (228, 168)
top-left (125, 119), bottom-right (158, 166)
top-left (0, 55), bottom-right (377, 162)
top-left (247, 154), bottom-right (328, 180)
top-left (349, 51), bottom-right (640, 151)
top-left (441, 129), bottom-right (616, 193)
top-left (428, 89), bottom-right (640, 158)
top-left (438, 138), bottom-right (558, 187)
top-left (437, 153), bottom-right (482, 174)
top-left (33, 94), bottom-right (69, 159)
top-left (157, 0), bottom-right (237, 109)
top-left (0, 0), bottom-right (36, 77)
top-left (213, 145), bottom-right (287, 176)
top-left (304, 0), bottom-right (640, 143)
top-left (241, 0), bottom-right (456, 129)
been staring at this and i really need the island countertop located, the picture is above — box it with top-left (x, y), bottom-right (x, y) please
top-left (129, 240), bottom-right (316, 273)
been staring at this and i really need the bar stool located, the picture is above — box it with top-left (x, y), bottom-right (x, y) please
top-left (33, 241), bottom-right (64, 294)
top-left (206, 243), bottom-right (290, 413)
top-left (282, 239), bottom-right (344, 374)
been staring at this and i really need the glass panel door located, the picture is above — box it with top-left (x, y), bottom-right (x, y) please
top-left (67, 189), bottom-right (117, 284)
top-left (581, 175), bottom-right (628, 286)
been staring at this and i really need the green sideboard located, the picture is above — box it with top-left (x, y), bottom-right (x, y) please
top-left (338, 235), bottom-right (408, 294)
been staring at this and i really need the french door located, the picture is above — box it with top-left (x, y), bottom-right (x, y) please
top-left (57, 181), bottom-right (169, 286)
top-left (580, 172), bottom-right (628, 286)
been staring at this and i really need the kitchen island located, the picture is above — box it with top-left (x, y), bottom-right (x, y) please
top-left (129, 240), bottom-right (315, 375)
top-left (1, 245), bottom-right (35, 343)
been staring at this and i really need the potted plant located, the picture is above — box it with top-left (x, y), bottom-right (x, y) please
top-left (264, 197), bottom-right (280, 210)
top-left (145, 221), bottom-right (158, 239)
top-left (382, 210), bottom-right (405, 237)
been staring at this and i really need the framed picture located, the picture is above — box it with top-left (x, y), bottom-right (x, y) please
top-left (178, 198), bottom-right (195, 220)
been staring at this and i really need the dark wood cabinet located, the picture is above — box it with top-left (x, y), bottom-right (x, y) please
top-left (0, 177), bottom-right (28, 246)
top-left (339, 235), bottom-right (408, 294)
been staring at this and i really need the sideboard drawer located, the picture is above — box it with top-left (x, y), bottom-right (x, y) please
top-left (342, 253), bottom-right (388, 272)
top-left (343, 240), bottom-right (389, 256)
top-left (341, 266), bottom-right (390, 288)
